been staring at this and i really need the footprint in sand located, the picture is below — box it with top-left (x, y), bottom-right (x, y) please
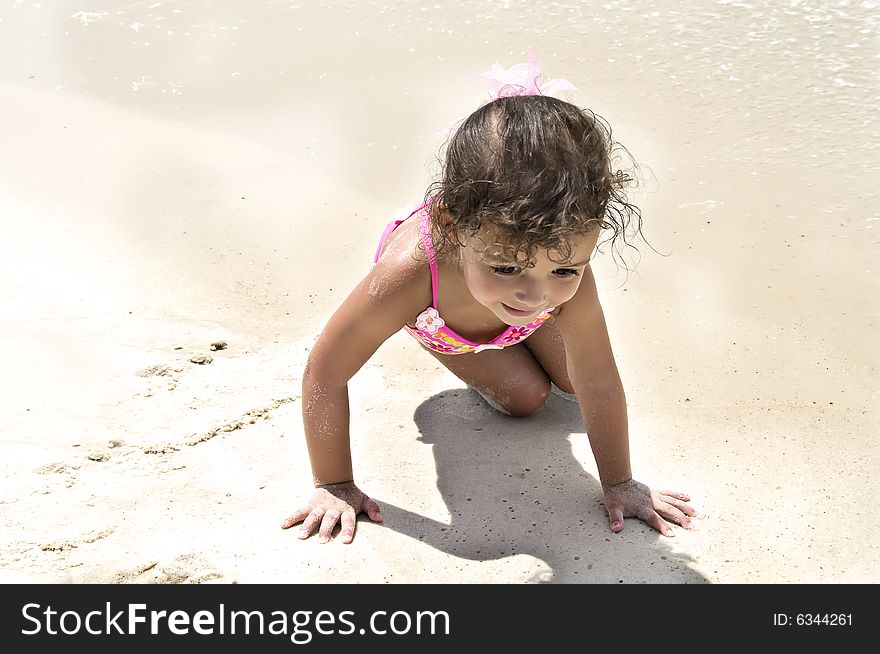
top-left (136, 363), bottom-right (184, 393)
top-left (110, 553), bottom-right (231, 584)
top-left (35, 461), bottom-right (80, 489)
top-left (137, 341), bottom-right (227, 393)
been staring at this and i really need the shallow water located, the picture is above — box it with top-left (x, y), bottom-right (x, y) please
top-left (2, 0), bottom-right (876, 360)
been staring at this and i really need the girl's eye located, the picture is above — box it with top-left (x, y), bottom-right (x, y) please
top-left (554, 269), bottom-right (580, 277)
top-left (491, 266), bottom-right (520, 276)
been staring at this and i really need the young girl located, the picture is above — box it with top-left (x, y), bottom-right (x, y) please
top-left (282, 54), bottom-right (697, 544)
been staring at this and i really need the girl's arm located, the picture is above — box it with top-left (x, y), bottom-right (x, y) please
top-left (553, 265), bottom-right (631, 487)
top-left (283, 252), bottom-right (429, 543)
top-left (553, 265), bottom-right (696, 536)
top-left (301, 254), bottom-right (428, 485)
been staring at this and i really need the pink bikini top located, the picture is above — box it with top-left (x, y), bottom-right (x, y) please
top-left (372, 202), bottom-right (555, 355)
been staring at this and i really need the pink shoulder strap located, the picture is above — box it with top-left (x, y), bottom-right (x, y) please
top-left (372, 219), bottom-right (403, 265)
top-left (417, 209), bottom-right (440, 308)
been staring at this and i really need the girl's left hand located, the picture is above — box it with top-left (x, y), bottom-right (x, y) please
top-left (602, 478), bottom-right (697, 537)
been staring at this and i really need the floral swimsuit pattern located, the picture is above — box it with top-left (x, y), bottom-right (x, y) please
top-left (372, 202), bottom-right (555, 355)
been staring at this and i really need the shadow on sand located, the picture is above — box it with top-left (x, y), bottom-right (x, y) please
top-left (378, 388), bottom-right (707, 583)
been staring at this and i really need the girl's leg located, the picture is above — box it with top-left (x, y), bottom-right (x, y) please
top-left (520, 317), bottom-right (576, 395)
top-left (425, 343), bottom-right (550, 417)
top-left (424, 317), bottom-right (575, 417)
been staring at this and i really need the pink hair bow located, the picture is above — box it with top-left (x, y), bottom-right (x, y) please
top-left (440, 51), bottom-right (577, 138)
top-left (479, 50), bottom-right (578, 99)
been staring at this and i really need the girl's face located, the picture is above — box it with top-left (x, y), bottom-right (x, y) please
top-left (457, 227), bottom-right (601, 326)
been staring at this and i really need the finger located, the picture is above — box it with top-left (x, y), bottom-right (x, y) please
top-left (655, 501), bottom-right (694, 530)
top-left (607, 506), bottom-right (625, 533)
top-left (641, 509), bottom-right (674, 537)
top-left (658, 490), bottom-right (691, 503)
top-left (339, 511), bottom-right (357, 544)
top-left (317, 510), bottom-right (342, 544)
top-left (660, 495), bottom-right (699, 518)
top-left (297, 510), bottom-right (325, 540)
top-left (280, 507), bottom-right (311, 530)
top-left (362, 497), bottom-right (384, 523)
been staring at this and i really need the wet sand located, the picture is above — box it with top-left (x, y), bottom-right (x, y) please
top-left (1, 1), bottom-right (877, 583)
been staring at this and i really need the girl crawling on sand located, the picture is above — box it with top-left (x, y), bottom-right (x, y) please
top-left (282, 53), bottom-right (697, 544)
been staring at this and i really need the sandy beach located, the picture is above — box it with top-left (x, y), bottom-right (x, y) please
top-left (1, 0), bottom-right (878, 585)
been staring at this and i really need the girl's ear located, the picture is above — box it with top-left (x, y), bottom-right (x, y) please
top-left (432, 204), bottom-right (467, 251)
top-left (437, 208), bottom-right (455, 227)
top-left (435, 207), bottom-right (462, 247)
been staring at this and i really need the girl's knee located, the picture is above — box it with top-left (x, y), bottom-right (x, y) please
top-left (508, 383), bottom-right (551, 417)
top-left (477, 381), bottom-right (550, 417)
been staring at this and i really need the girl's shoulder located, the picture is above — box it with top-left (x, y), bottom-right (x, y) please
top-left (367, 217), bottom-right (433, 309)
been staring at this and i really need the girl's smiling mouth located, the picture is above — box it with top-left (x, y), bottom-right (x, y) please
top-left (501, 303), bottom-right (542, 317)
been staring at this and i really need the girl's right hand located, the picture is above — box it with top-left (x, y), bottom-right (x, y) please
top-left (281, 481), bottom-right (383, 544)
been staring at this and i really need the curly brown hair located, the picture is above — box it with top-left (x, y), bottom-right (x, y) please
top-left (423, 94), bottom-right (643, 266)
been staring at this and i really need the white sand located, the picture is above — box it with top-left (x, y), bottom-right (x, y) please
top-left (1, 1), bottom-right (877, 584)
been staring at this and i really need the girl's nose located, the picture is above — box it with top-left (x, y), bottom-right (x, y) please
top-left (514, 282), bottom-right (544, 306)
